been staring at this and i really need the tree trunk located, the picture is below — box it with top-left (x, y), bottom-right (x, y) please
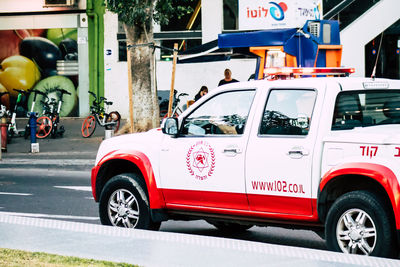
top-left (123, 21), bottom-right (159, 133)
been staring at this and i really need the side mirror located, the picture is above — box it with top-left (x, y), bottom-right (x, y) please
top-left (297, 114), bottom-right (309, 129)
top-left (162, 117), bottom-right (179, 136)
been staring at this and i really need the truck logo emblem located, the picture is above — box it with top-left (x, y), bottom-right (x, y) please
top-left (186, 141), bottom-right (216, 180)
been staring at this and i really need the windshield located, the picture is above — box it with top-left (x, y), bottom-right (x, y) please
top-left (332, 90), bottom-right (400, 130)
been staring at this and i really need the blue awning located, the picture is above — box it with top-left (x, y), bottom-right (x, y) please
top-left (218, 28), bottom-right (298, 48)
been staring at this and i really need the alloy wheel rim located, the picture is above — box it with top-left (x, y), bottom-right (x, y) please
top-left (108, 189), bottom-right (139, 228)
top-left (336, 208), bottom-right (377, 255)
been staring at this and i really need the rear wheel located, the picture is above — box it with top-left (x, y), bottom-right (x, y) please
top-left (24, 125), bottom-right (30, 139)
top-left (105, 111), bottom-right (121, 132)
top-left (51, 124), bottom-right (58, 139)
top-left (99, 173), bottom-right (160, 230)
top-left (7, 127), bottom-right (13, 143)
top-left (325, 190), bottom-right (397, 258)
top-left (36, 116), bottom-right (52, 139)
top-left (81, 115), bottom-right (96, 138)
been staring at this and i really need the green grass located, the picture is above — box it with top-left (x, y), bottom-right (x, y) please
top-left (0, 248), bottom-right (137, 267)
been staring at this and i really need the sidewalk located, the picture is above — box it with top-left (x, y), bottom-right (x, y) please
top-left (0, 117), bottom-right (109, 170)
top-left (1, 214), bottom-right (398, 267)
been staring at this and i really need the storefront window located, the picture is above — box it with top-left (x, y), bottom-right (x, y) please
top-left (160, 1), bottom-right (201, 31)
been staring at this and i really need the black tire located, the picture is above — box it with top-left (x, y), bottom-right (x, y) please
top-left (24, 125), bottom-right (30, 139)
top-left (99, 173), bottom-right (161, 230)
top-left (207, 220), bottom-right (253, 233)
top-left (7, 127), bottom-right (13, 144)
top-left (105, 111), bottom-right (121, 132)
top-left (325, 190), bottom-right (397, 258)
top-left (51, 125), bottom-right (57, 138)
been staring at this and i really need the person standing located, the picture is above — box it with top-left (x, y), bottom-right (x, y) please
top-left (218, 68), bottom-right (239, 86)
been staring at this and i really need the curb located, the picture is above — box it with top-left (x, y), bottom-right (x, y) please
top-left (0, 158), bottom-right (95, 171)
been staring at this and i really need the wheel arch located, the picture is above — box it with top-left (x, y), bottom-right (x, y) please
top-left (92, 151), bottom-right (165, 209)
top-left (318, 163), bottom-right (400, 229)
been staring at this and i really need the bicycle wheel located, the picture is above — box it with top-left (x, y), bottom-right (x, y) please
top-left (163, 112), bottom-right (179, 119)
top-left (81, 115), bottom-right (96, 138)
top-left (105, 111), bottom-right (121, 133)
top-left (36, 116), bottom-right (53, 139)
top-left (24, 124), bottom-right (30, 139)
top-left (51, 124), bottom-right (58, 139)
top-left (51, 116), bottom-right (59, 139)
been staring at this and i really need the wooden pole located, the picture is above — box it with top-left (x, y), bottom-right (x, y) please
top-left (168, 43), bottom-right (178, 117)
top-left (127, 45), bottom-right (134, 133)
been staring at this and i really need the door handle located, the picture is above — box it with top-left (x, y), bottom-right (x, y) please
top-left (288, 147), bottom-right (309, 159)
top-left (223, 146), bottom-right (242, 156)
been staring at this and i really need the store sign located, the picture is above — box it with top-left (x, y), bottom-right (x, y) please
top-left (239, 0), bottom-right (322, 30)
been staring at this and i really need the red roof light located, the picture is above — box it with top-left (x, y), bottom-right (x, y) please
top-left (263, 67), bottom-right (355, 78)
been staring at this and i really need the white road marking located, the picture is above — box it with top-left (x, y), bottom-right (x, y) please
top-left (54, 186), bottom-right (92, 192)
top-left (85, 197), bottom-right (94, 200)
top-left (0, 211), bottom-right (99, 221)
top-left (0, 192), bottom-right (32, 196)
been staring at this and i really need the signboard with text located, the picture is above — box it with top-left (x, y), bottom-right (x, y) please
top-left (239, 0), bottom-right (322, 30)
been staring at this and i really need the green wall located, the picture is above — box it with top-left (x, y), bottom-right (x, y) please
top-left (87, 0), bottom-right (105, 100)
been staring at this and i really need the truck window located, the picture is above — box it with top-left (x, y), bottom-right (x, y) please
top-left (182, 90), bottom-right (255, 136)
top-left (259, 89), bottom-right (316, 136)
top-left (332, 90), bottom-right (400, 130)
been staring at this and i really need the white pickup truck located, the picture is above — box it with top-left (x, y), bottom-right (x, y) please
top-left (91, 75), bottom-right (400, 258)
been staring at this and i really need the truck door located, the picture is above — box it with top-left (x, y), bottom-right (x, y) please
top-left (160, 89), bottom-right (256, 210)
top-left (245, 89), bottom-right (317, 215)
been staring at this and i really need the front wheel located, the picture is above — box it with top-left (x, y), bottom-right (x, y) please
top-left (36, 116), bottom-right (52, 139)
top-left (99, 173), bottom-right (160, 230)
top-left (81, 115), bottom-right (96, 138)
top-left (24, 125), bottom-right (30, 139)
top-left (105, 111), bottom-right (121, 132)
top-left (325, 190), bottom-right (397, 258)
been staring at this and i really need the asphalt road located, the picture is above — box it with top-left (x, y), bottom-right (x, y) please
top-left (0, 168), bottom-right (328, 252)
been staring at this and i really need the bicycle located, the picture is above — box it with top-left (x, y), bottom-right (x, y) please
top-left (7, 89), bottom-right (29, 141)
top-left (159, 90), bottom-right (188, 119)
top-left (81, 91), bottom-right (121, 138)
top-left (36, 88), bottom-right (71, 139)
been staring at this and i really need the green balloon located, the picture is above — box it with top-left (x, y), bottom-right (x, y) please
top-left (28, 75), bottom-right (77, 117)
top-left (46, 28), bottom-right (77, 46)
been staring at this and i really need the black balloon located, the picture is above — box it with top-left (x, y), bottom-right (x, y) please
top-left (20, 37), bottom-right (62, 71)
top-left (59, 38), bottom-right (78, 60)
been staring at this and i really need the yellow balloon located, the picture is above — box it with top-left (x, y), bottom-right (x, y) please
top-left (0, 55), bottom-right (41, 98)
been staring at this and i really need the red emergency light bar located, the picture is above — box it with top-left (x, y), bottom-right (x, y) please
top-left (264, 67), bottom-right (355, 77)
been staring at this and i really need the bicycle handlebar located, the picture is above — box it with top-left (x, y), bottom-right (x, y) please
top-left (55, 88), bottom-right (71, 96)
top-left (13, 89), bottom-right (28, 94)
top-left (88, 91), bottom-right (97, 97)
top-left (30, 89), bottom-right (46, 96)
top-left (30, 89), bottom-right (47, 101)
